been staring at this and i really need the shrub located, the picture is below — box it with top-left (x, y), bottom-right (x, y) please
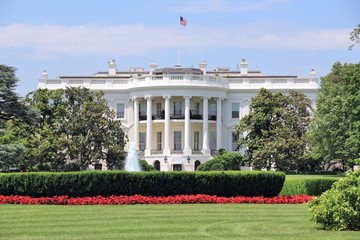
top-left (308, 171), bottom-right (360, 230)
top-left (0, 171), bottom-right (285, 197)
top-left (140, 160), bottom-right (156, 171)
top-left (279, 177), bottom-right (338, 196)
top-left (197, 152), bottom-right (243, 171)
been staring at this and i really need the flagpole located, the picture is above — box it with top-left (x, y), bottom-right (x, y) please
top-left (178, 15), bottom-right (181, 66)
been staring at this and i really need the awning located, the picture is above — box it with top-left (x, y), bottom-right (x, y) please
top-left (171, 157), bottom-right (183, 165)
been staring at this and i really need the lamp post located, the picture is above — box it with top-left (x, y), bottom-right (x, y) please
top-left (187, 155), bottom-right (190, 163)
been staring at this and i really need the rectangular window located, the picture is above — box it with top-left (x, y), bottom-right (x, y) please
top-left (232, 103), bottom-right (240, 118)
top-left (209, 103), bottom-right (216, 115)
top-left (116, 103), bottom-right (125, 118)
top-left (156, 103), bottom-right (162, 117)
top-left (193, 131), bottom-right (200, 151)
top-left (157, 131), bottom-right (162, 151)
top-left (173, 164), bottom-right (182, 171)
top-left (174, 131), bottom-right (182, 150)
top-left (232, 132), bottom-right (239, 151)
top-left (139, 103), bottom-right (146, 117)
top-left (139, 132), bottom-right (146, 151)
top-left (174, 102), bottom-right (182, 115)
top-left (210, 131), bottom-right (217, 150)
top-left (194, 102), bottom-right (200, 114)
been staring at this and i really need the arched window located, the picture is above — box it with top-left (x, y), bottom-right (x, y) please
top-left (194, 160), bottom-right (201, 171)
top-left (154, 160), bottom-right (160, 171)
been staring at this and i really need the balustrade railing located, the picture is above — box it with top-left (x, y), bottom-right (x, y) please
top-left (171, 149), bottom-right (183, 154)
top-left (151, 150), bottom-right (163, 155)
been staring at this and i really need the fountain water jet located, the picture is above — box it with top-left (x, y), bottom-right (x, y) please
top-left (124, 142), bottom-right (141, 171)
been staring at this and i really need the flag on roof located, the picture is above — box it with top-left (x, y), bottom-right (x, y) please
top-left (180, 16), bottom-right (187, 26)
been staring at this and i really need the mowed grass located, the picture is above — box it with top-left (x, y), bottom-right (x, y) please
top-left (0, 204), bottom-right (358, 240)
top-left (286, 175), bottom-right (343, 179)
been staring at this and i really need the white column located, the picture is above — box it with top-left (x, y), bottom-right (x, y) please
top-left (183, 96), bottom-right (192, 155)
top-left (163, 96), bottom-right (171, 156)
top-left (133, 97), bottom-right (139, 150)
top-left (202, 97), bottom-right (210, 155)
top-left (243, 99), bottom-right (250, 116)
top-left (145, 96), bottom-right (152, 156)
top-left (216, 97), bottom-right (222, 150)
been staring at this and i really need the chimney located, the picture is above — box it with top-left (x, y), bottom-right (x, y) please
top-left (199, 60), bottom-right (207, 74)
top-left (309, 69), bottom-right (316, 78)
top-left (309, 69), bottom-right (317, 84)
top-left (149, 63), bottom-right (158, 75)
top-left (240, 59), bottom-right (248, 75)
top-left (108, 59), bottom-right (117, 76)
top-left (41, 70), bottom-right (48, 80)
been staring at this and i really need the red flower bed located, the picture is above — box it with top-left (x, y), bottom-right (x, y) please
top-left (0, 194), bottom-right (313, 205)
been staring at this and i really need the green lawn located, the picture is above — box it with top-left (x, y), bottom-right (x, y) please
top-left (0, 204), bottom-right (358, 240)
top-left (286, 175), bottom-right (343, 179)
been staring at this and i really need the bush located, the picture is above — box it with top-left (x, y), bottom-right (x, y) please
top-left (308, 171), bottom-right (360, 230)
top-left (140, 160), bottom-right (156, 171)
top-left (0, 171), bottom-right (285, 197)
top-left (197, 152), bottom-right (243, 171)
top-left (279, 177), bottom-right (338, 196)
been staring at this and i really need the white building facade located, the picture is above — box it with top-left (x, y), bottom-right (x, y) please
top-left (38, 59), bottom-right (318, 171)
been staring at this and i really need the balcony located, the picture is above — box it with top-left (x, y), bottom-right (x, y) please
top-left (151, 149), bottom-right (163, 155)
top-left (139, 113), bottom-right (216, 121)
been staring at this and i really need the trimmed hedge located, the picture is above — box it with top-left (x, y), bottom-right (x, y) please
top-left (0, 171), bottom-right (285, 197)
top-left (279, 177), bottom-right (339, 196)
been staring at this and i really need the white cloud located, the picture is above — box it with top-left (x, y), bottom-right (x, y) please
top-left (169, 0), bottom-right (290, 13)
top-left (0, 23), bottom-right (351, 60)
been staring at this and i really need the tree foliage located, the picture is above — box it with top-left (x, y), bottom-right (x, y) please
top-left (0, 65), bottom-right (36, 127)
top-left (236, 88), bottom-right (312, 171)
top-left (0, 65), bottom-right (39, 171)
top-left (309, 62), bottom-right (360, 167)
top-left (349, 24), bottom-right (360, 50)
top-left (7, 87), bottom-right (127, 171)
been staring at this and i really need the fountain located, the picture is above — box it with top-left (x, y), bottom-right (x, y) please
top-left (124, 142), bottom-right (141, 171)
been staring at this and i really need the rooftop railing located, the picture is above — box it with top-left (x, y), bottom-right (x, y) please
top-left (39, 74), bottom-right (317, 90)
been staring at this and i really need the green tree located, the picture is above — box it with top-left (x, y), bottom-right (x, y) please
top-left (349, 24), bottom-right (360, 50)
top-left (0, 65), bottom-right (36, 126)
top-left (236, 88), bottom-right (312, 171)
top-left (12, 87), bottom-right (127, 170)
top-left (0, 65), bottom-right (39, 171)
top-left (0, 128), bottom-right (26, 171)
top-left (309, 62), bottom-right (360, 168)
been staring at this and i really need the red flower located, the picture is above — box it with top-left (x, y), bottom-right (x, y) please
top-left (0, 194), bottom-right (314, 205)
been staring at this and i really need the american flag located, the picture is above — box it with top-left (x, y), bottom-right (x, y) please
top-left (180, 16), bottom-right (187, 26)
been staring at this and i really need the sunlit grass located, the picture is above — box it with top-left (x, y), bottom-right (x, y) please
top-left (0, 204), bottom-right (358, 240)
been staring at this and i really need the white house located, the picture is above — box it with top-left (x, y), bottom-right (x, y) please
top-left (38, 59), bottom-right (318, 171)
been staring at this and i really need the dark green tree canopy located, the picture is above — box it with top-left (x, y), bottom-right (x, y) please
top-left (236, 88), bottom-right (312, 171)
top-left (6, 87), bottom-right (127, 171)
top-left (309, 62), bottom-right (360, 166)
top-left (0, 65), bottom-right (36, 127)
top-left (0, 65), bottom-right (38, 171)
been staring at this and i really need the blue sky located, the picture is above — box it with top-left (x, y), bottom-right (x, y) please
top-left (0, 0), bottom-right (359, 96)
